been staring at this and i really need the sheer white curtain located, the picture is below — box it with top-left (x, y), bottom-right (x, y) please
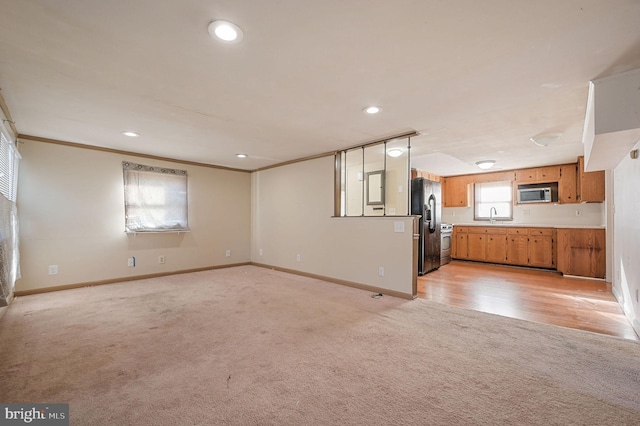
top-left (123, 162), bottom-right (189, 232)
top-left (0, 132), bottom-right (20, 306)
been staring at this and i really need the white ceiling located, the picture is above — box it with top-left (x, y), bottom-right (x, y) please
top-left (1, 1), bottom-right (640, 175)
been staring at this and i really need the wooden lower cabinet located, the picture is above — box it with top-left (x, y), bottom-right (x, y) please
top-left (528, 228), bottom-right (555, 268)
top-left (454, 226), bottom-right (556, 269)
top-left (556, 228), bottom-right (605, 278)
top-left (467, 233), bottom-right (486, 261)
top-left (486, 229), bottom-right (507, 263)
top-left (453, 232), bottom-right (468, 259)
top-left (506, 228), bottom-right (529, 266)
top-left (465, 227), bottom-right (507, 262)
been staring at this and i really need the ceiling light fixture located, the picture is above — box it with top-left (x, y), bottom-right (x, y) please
top-left (122, 131), bottom-right (140, 137)
top-left (363, 106), bottom-right (381, 114)
top-left (476, 160), bottom-right (496, 170)
top-left (208, 20), bottom-right (244, 43)
top-left (530, 132), bottom-right (562, 147)
top-left (387, 148), bottom-right (403, 157)
top-left (236, 153), bottom-right (248, 158)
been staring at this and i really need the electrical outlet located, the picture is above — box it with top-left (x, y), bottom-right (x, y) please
top-left (296, 254), bottom-right (301, 262)
top-left (575, 209), bottom-right (582, 216)
top-left (523, 209), bottom-right (531, 217)
top-left (225, 250), bottom-right (231, 257)
top-left (636, 289), bottom-right (639, 303)
top-left (451, 211), bottom-right (455, 217)
top-left (259, 248), bottom-right (263, 256)
top-left (48, 265), bottom-right (58, 275)
top-left (378, 266), bottom-right (384, 277)
top-left (158, 255), bottom-right (165, 264)
top-left (127, 257), bottom-right (136, 267)
top-left (394, 222), bottom-right (405, 233)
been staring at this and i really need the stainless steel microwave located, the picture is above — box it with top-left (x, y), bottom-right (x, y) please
top-left (518, 187), bottom-right (552, 203)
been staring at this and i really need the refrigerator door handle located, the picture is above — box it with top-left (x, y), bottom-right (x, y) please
top-left (428, 194), bottom-right (437, 233)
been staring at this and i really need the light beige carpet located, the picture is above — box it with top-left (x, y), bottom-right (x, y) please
top-left (1, 265), bottom-right (639, 425)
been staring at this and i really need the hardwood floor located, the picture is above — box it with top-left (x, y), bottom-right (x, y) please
top-left (417, 260), bottom-right (639, 341)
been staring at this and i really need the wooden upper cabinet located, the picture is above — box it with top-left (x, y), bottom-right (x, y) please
top-left (537, 166), bottom-right (561, 182)
top-left (411, 168), bottom-right (442, 182)
top-left (558, 164), bottom-right (578, 204)
top-left (443, 176), bottom-right (470, 207)
top-left (515, 166), bottom-right (560, 183)
top-left (578, 156), bottom-right (605, 202)
top-left (515, 169), bottom-right (536, 182)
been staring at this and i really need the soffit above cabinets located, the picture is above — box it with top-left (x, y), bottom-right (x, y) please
top-left (582, 68), bottom-right (640, 172)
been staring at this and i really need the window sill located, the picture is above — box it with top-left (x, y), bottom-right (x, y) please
top-left (125, 230), bottom-right (190, 234)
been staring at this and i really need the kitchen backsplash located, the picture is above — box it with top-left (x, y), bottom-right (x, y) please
top-left (443, 202), bottom-right (604, 227)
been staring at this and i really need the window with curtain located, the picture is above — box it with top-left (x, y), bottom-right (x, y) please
top-left (0, 131), bottom-right (20, 306)
top-left (474, 180), bottom-right (513, 221)
top-left (123, 162), bottom-right (189, 232)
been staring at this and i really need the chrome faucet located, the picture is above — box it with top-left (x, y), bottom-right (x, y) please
top-left (489, 207), bottom-right (498, 224)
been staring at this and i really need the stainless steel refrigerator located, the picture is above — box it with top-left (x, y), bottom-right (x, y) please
top-left (411, 177), bottom-right (442, 275)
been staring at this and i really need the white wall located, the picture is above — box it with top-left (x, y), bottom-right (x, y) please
top-left (611, 141), bottom-right (640, 335)
top-left (252, 156), bottom-right (415, 297)
top-left (17, 140), bottom-right (251, 292)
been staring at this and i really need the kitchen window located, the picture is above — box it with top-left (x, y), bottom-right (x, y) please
top-left (123, 161), bottom-right (189, 232)
top-left (474, 180), bottom-right (513, 221)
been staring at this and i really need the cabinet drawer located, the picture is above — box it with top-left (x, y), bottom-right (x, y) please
top-left (454, 226), bottom-right (469, 234)
top-left (529, 228), bottom-right (553, 236)
top-left (468, 227), bottom-right (488, 234)
top-left (468, 227), bottom-right (507, 234)
top-left (488, 228), bottom-right (507, 235)
top-left (508, 228), bottom-right (529, 235)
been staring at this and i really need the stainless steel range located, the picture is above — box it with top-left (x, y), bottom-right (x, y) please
top-left (440, 223), bottom-right (453, 266)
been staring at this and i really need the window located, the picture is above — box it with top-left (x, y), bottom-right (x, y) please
top-left (0, 130), bottom-right (20, 306)
top-left (123, 162), bottom-right (189, 232)
top-left (474, 180), bottom-right (513, 221)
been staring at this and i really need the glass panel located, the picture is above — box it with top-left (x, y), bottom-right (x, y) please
top-left (364, 144), bottom-right (385, 216)
top-left (384, 137), bottom-right (410, 216)
top-left (344, 148), bottom-right (363, 216)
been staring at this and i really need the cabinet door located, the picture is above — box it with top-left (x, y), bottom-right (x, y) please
top-left (558, 164), bottom-right (578, 204)
top-left (529, 235), bottom-right (554, 268)
top-left (515, 169), bottom-right (536, 183)
top-left (443, 176), bottom-right (469, 207)
top-left (556, 228), bottom-right (605, 278)
top-left (486, 234), bottom-right (507, 263)
top-left (537, 166), bottom-right (561, 182)
top-left (467, 234), bottom-right (486, 261)
top-left (453, 233), bottom-right (468, 259)
top-left (578, 156), bottom-right (605, 202)
top-left (506, 234), bottom-right (529, 266)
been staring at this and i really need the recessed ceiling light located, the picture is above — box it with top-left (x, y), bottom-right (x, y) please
top-left (364, 106), bottom-right (381, 114)
top-left (236, 153), bottom-right (248, 158)
top-left (387, 148), bottom-right (403, 157)
top-left (208, 20), bottom-right (244, 43)
top-left (122, 131), bottom-right (140, 137)
top-left (476, 160), bottom-right (496, 170)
